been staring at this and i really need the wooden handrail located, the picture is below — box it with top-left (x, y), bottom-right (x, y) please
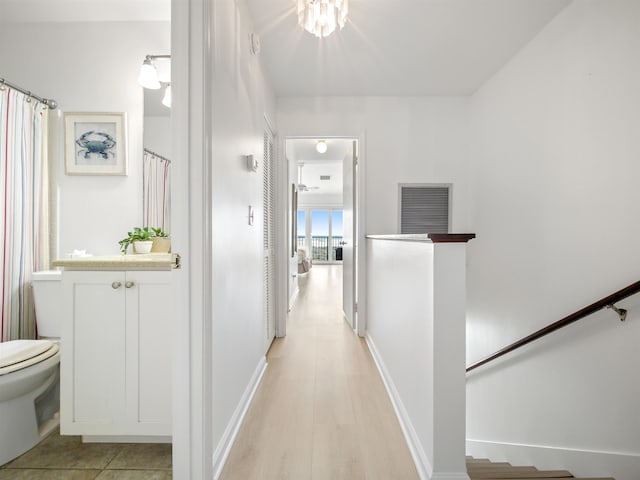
top-left (466, 280), bottom-right (640, 373)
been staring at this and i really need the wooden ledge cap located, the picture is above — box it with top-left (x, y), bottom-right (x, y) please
top-left (428, 233), bottom-right (476, 243)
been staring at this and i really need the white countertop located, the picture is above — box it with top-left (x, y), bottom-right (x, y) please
top-left (366, 234), bottom-right (432, 242)
top-left (52, 253), bottom-right (179, 270)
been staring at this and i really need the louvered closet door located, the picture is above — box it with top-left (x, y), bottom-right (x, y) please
top-left (263, 130), bottom-right (276, 351)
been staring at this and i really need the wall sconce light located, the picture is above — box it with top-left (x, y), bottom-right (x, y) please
top-left (161, 84), bottom-right (172, 108)
top-left (138, 54), bottom-right (172, 107)
top-left (316, 140), bottom-right (328, 153)
top-left (138, 57), bottom-right (161, 89)
top-left (246, 154), bottom-right (258, 172)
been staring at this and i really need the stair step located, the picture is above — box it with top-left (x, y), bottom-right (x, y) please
top-left (468, 465), bottom-right (535, 471)
top-left (468, 467), bottom-right (539, 475)
top-left (468, 471), bottom-right (573, 479)
top-left (466, 456), bottom-right (615, 480)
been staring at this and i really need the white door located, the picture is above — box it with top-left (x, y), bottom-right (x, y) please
top-left (126, 271), bottom-right (172, 433)
top-left (61, 271), bottom-right (126, 434)
top-left (342, 140), bottom-right (357, 329)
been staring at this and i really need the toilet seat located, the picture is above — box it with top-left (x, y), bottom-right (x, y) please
top-left (0, 340), bottom-right (59, 376)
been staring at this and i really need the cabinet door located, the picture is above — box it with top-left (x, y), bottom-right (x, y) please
top-left (61, 271), bottom-right (126, 435)
top-left (124, 271), bottom-right (172, 435)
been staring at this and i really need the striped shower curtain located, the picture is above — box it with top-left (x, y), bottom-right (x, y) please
top-left (143, 149), bottom-right (171, 232)
top-left (0, 87), bottom-right (50, 341)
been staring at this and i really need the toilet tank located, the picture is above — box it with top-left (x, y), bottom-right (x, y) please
top-left (31, 270), bottom-right (62, 338)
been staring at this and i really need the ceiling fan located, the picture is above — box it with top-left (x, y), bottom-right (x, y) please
top-left (297, 163), bottom-right (320, 192)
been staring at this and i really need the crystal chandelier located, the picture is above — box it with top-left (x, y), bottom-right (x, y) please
top-left (297, 0), bottom-right (349, 38)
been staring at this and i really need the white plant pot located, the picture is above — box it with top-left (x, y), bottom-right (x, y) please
top-left (133, 240), bottom-right (153, 254)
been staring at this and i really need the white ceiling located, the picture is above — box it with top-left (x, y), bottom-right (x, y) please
top-left (288, 138), bottom-right (353, 196)
top-left (0, 0), bottom-right (571, 97)
top-left (246, 0), bottom-right (571, 96)
top-left (288, 138), bottom-right (353, 164)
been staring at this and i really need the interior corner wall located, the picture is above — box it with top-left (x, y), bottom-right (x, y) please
top-left (0, 21), bottom-right (170, 257)
top-left (210, 0), bottom-right (276, 456)
top-left (466, 1), bottom-right (640, 477)
top-left (276, 97), bottom-right (473, 235)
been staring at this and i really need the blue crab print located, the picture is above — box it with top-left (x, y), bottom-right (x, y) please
top-left (76, 130), bottom-right (116, 159)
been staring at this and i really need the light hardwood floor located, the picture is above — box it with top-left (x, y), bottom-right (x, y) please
top-left (220, 265), bottom-right (419, 480)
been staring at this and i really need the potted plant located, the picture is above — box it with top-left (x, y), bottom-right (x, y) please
top-left (150, 227), bottom-right (171, 253)
top-left (118, 227), bottom-right (156, 254)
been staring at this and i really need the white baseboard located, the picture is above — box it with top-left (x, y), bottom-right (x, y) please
top-left (212, 357), bottom-right (268, 480)
top-left (466, 439), bottom-right (640, 480)
top-left (366, 334), bottom-right (432, 480)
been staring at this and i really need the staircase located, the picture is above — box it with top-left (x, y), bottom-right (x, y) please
top-left (467, 457), bottom-right (615, 480)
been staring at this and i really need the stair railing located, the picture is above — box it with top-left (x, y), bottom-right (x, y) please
top-left (466, 280), bottom-right (640, 373)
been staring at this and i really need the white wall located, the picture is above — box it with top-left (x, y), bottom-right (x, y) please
top-left (366, 237), bottom-right (469, 479)
top-left (209, 0), bottom-right (276, 469)
top-left (0, 21), bottom-right (170, 257)
top-left (298, 193), bottom-right (342, 207)
top-left (466, 1), bottom-right (640, 477)
top-left (277, 97), bottom-right (472, 235)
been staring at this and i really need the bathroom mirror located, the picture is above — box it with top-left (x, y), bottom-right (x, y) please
top-left (142, 78), bottom-right (172, 233)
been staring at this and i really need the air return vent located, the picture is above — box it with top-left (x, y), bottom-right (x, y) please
top-left (399, 184), bottom-right (451, 234)
top-left (320, 175), bottom-right (331, 181)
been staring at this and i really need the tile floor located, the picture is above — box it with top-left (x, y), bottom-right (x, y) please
top-left (0, 428), bottom-right (171, 479)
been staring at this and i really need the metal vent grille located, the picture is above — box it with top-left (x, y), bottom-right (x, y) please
top-left (320, 175), bottom-right (331, 181)
top-left (399, 185), bottom-right (450, 234)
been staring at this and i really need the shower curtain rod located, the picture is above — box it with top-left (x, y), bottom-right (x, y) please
top-left (0, 77), bottom-right (58, 109)
top-left (144, 148), bottom-right (171, 164)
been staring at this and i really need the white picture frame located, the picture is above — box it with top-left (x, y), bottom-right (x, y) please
top-left (64, 112), bottom-right (127, 175)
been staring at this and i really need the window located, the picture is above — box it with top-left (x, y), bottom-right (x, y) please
top-left (297, 210), bottom-right (306, 250)
top-left (297, 207), bottom-right (344, 263)
top-left (399, 184), bottom-right (451, 234)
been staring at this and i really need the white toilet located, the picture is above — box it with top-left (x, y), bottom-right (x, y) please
top-left (0, 270), bottom-right (61, 466)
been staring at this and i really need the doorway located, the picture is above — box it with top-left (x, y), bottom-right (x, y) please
top-left (297, 208), bottom-right (344, 264)
top-left (282, 137), bottom-right (360, 334)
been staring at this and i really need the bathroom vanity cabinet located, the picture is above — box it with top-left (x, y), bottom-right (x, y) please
top-left (53, 256), bottom-right (175, 442)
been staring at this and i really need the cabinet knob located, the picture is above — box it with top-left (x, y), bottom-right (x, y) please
top-left (111, 282), bottom-right (122, 289)
top-left (125, 281), bottom-right (135, 289)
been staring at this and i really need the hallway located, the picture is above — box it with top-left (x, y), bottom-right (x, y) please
top-left (220, 265), bottom-right (419, 479)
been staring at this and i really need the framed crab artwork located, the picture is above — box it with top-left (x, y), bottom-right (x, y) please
top-left (64, 112), bottom-right (127, 175)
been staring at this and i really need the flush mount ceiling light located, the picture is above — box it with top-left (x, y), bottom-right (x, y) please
top-left (137, 54), bottom-right (171, 90)
top-left (297, 0), bottom-right (349, 38)
top-left (316, 140), bottom-right (328, 153)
